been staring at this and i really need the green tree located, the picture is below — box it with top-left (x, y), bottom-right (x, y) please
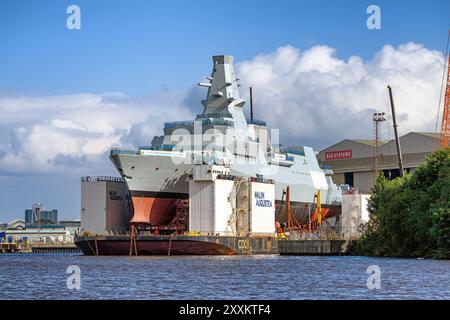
top-left (356, 148), bottom-right (450, 259)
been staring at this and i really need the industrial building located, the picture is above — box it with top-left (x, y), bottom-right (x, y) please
top-left (2, 219), bottom-right (25, 230)
top-left (0, 219), bottom-right (73, 243)
top-left (80, 176), bottom-right (132, 235)
top-left (59, 220), bottom-right (81, 237)
top-left (5, 226), bottom-right (71, 243)
top-left (318, 132), bottom-right (440, 193)
top-left (25, 203), bottom-right (58, 226)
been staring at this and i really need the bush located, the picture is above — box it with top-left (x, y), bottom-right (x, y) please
top-left (356, 148), bottom-right (450, 259)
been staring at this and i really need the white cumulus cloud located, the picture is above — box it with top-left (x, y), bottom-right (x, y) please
top-left (236, 42), bottom-right (445, 149)
top-left (0, 91), bottom-right (194, 173)
top-left (0, 42), bottom-right (445, 173)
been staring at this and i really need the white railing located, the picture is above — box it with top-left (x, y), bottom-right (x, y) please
top-left (81, 176), bottom-right (124, 183)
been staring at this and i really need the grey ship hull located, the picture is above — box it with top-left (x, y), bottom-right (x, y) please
top-left (109, 54), bottom-right (342, 228)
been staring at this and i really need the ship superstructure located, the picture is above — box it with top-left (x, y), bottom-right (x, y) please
top-left (110, 55), bottom-right (342, 229)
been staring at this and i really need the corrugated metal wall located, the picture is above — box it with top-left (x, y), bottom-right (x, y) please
top-left (353, 171), bottom-right (375, 194)
top-left (81, 180), bottom-right (130, 235)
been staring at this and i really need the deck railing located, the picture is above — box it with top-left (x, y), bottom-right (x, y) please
top-left (81, 176), bottom-right (125, 183)
top-left (246, 118), bottom-right (267, 126)
top-left (110, 149), bottom-right (138, 155)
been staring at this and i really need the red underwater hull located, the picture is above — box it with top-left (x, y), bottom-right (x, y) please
top-left (130, 196), bottom-right (178, 226)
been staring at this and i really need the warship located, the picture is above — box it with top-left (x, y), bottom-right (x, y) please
top-left (109, 55), bottom-right (342, 230)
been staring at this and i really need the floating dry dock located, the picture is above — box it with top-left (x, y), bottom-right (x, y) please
top-left (75, 165), bottom-right (362, 256)
top-left (74, 235), bottom-right (354, 256)
top-left (75, 235), bottom-right (278, 256)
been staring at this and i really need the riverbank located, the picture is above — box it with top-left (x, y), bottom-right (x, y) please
top-left (1, 242), bottom-right (79, 254)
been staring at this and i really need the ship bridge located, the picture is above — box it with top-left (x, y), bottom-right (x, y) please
top-left (152, 55), bottom-right (271, 153)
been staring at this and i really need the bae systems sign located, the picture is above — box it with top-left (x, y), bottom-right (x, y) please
top-left (255, 191), bottom-right (273, 208)
top-left (325, 149), bottom-right (353, 160)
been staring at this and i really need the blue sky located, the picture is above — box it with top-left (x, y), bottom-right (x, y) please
top-left (0, 0), bottom-right (449, 221)
top-left (1, 0), bottom-right (449, 95)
